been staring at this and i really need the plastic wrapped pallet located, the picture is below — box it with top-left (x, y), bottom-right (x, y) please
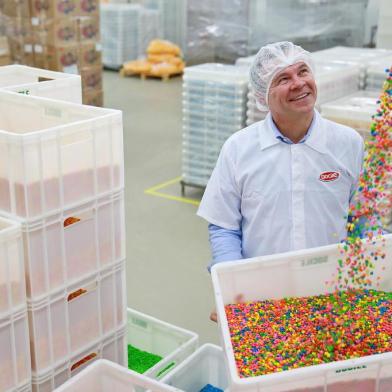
top-left (248, 0), bottom-right (368, 54)
top-left (377, 0), bottom-right (392, 49)
top-left (143, 0), bottom-right (186, 54)
top-left (100, 3), bottom-right (161, 69)
top-left (182, 64), bottom-right (248, 187)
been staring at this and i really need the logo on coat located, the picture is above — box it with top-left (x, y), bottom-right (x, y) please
top-left (319, 171), bottom-right (340, 182)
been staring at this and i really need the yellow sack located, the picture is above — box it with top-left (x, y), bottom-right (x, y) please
top-left (147, 39), bottom-right (181, 56)
top-left (122, 60), bottom-right (151, 74)
top-left (149, 62), bottom-right (179, 76)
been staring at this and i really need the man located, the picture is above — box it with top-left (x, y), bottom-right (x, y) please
top-left (197, 41), bottom-right (364, 276)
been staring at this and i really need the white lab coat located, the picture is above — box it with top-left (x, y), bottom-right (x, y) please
top-left (197, 110), bottom-right (364, 259)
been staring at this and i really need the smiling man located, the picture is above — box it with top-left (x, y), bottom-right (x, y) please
top-left (197, 41), bottom-right (365, 274)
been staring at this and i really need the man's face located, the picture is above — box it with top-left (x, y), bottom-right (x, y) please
top-left (267, 62), bottom-right (317, 117)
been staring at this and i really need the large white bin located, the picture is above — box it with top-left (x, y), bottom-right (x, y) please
top-left (0, 65), bottom-right (82, 104)
top-left (22, 190), bottom-right (125, 300)
top-left (0, 91), bottom-right (124, 219)
top-left (127, 308), bottom-right (199, 379)
top-left (0, 308), bottom-right (31, 392)
top-left (211, 234), bottom-right (392, 391)
top-left (29, 260), bottom-right (126, 373)
top-left (53, 359), bottom-right (181, 392)
top-left (0, 216), bottom-right (26, 317)
top-left (32, 326), bottom-right (127, 392)
top-left (161, 344), bottom-right (230, 392)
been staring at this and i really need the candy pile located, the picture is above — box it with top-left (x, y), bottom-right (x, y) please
top-left (127, 344), bottom-right (162, 374)
top-left (199, 384), bottom-right (224, 392)
top-left (226, 289), bottom-right (392, 378)
top-left (334, 66), bottom-right (392, 290)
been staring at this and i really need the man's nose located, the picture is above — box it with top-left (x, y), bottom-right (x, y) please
top-left (290, 75), bottom-right (306, 90)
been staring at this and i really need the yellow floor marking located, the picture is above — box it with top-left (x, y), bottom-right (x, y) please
top-left (144, 176), bottom-right (201, 206)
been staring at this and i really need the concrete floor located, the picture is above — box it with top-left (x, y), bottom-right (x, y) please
top-left (103, 70), bottom-right (220, 345)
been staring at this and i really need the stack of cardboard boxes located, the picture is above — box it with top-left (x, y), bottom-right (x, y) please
top-left (0, 0), bottom-right (103, 106)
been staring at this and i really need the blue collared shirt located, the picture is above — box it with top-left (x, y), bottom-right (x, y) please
top-left (270, 114), bottom-right (315, 144)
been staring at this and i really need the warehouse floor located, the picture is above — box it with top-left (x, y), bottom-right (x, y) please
top-left (103, 70), bottom-right (219, 345)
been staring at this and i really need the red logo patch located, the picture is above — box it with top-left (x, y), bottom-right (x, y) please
top-left (319, 171), bottom-right (340, 182)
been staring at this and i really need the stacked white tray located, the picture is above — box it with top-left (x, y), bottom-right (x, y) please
top-left (100, 3), bottom-right (161, 68)
top-left (182, 64), bottom-right (248, 187)
top-left (377, 0), bottom-right (392, 49)
top-left (365, 56), bottom-right (392, 92)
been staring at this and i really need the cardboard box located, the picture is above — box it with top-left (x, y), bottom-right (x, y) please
top-left (35, 45), bottom-right (79, 73)
top-left (0, 37), bottom-right (11, 65)
top-left (33, 17), bottom-right (77, 46)
top-left (77, 16), bottom-right (100, 43)
top-left (1, 0), bottom-right (30, 18)
top-left (78, 43), bottom-right (102, 67)
top-left (83, 88), bottom-right (103, 106)
top-left (29, 0), bottom-right (77, 19)
top-left (77, 0), bottom-right (99, 16)
top-left (80, 65), bottom-right (102, 90)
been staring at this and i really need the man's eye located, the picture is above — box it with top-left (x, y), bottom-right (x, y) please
top-left (299, 69), bottom-right (309, 76)
top-left (279, 77), bottom-right (288, 84)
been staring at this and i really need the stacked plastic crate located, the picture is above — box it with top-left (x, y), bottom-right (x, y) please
top-left (182, 64), bottom-right (248, 187)
top-left (365, 55), bottom-right (392, 92)
top-left (0, 90), bottom-right (126, 391)
top-left (0, 217), bottom-right (31, 392)
top-left (310, 46), bottom-right (392, 89)
top-left (100, 3), bottom-right (161, 69)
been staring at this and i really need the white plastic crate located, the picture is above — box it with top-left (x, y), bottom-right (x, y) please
top-left (0, 217), bottom-right (26, 317)
top-left (366, 56), bottom-right (392, 91)
top-left (29, 260), bottom-right (126, 373)
top-left (22, 190), bottom-right (125, 300)
top-left (0, 308), bottom-right (31, 392)
top-left (32, 326), bottom-right (127, 392)
top-left (0, 90), bottom-right (124, 220)
top-left (211, 234), bottom-right (392, 391)
top-left (53, 359), bottom-right (181, 392)
top-left (0, 65), bottom-right (82, 104)
top-left (320, 90), bottom-right (380, 140)
top-left (127, 308), bottom-right (199, 380)
top-left (161, 344), bottom-right (229, 392)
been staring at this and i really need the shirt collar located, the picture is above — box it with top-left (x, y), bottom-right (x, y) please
top-left (258, 109), bottom-right (327, 154)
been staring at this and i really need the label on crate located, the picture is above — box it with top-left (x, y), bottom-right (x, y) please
top-left (297, 255), bottom-right (329, 268)
top-left (335, 365), bottom-right (367, 374)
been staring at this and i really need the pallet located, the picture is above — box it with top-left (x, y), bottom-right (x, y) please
top-left (120, 68), bottom-right (183, 81)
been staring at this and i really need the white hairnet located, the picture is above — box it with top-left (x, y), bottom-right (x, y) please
top-left (249, 41), bottom-right (315, 111)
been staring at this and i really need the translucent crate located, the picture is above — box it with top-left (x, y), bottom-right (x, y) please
top-left (29, 260), bottom-right (126, 373)
top-left (127, 308), bottom-right (199, 380)
top-left (320, 90), bottom-right (380, 140)
top-left (0, 91), bottom-right (124, 219)
top-left (53, 359), bottom-right (181, 392)
top-left (0, 308), bottom-right (31, 392)
top-left (32, 326), bottom-right (127, 392)
top-left (22, 191), bottom-right (125, 300)
top-left (211, 234), bottom-right (392, 391)
top-left (365, 56), bottom-right (392, 91)
top-left (184, 64), bottom-right (249, 85)
top-left (161, 344), bottom-right (229, 392)
top-left (0, 217), bottom-right (26, 317)
top-left (0, 65), bottom-right (82, 104)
